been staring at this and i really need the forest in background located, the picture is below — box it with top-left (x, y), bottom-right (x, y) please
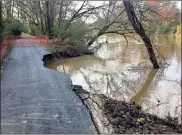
top-left (0, 1), bottom-right (181, 44)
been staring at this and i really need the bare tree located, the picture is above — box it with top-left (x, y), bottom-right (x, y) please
top-left (46, 1), bottom-right (52, 38)
top-left (87, 2), bottom-right (134, 46)
top-left (123, 0), bottom-right (159, 68)
top-left (64, 1), bottom-right (103, 31)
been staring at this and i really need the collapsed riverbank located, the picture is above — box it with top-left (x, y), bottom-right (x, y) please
top-left (73, 85), bottom-right (181, 134)
top-left (42, 46), bottom-right (181, 134)
top-left (42, 45), bottom-right (93, 65)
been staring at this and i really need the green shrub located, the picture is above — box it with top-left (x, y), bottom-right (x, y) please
top-left (28, 25), bottom-right (42, 35)
top-left (145, 22), bottom-right (158, 36)
top-left (53, 24), bottom-right (73, 39)
top-left (0, 31), bottom-right (4, 42)
top-left (49, 21), bottom-right (92, 54)
top-left (47, 40), bottom-right (91, 54)
top-left (157, 22), bottom-right (178, 34)
top-left (157, 24), bottom-right (169, 34)
top-left (170, 25), bottom-right (177, 34)
top-left (4, 22), bottom-right (28, 35)
top-left (176, 25), bottom-right (181, 35)
top-left (52, 21), bottom-right (91, 44)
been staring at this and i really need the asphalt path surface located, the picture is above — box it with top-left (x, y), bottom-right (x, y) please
top-left (1, 44), bottom-right (96, 133)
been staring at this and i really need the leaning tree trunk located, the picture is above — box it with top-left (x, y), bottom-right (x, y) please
top-left (123, 0), bottom-right (159, 68)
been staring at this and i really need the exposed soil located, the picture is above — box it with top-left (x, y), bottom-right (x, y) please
top-left (42, 45), bottom-right (93, 64)
top-left (73, 85), bottom-right (182, 134)
top-left (103, 97), bottom-right (181, 134)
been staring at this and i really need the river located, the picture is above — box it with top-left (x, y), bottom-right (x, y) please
top-left (45, 34), bottom-right (181, 123)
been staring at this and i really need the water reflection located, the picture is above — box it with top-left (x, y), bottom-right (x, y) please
top-left (130, 69), bottom-right (158, 104)
top-left (45, 35), bottom-right (181, 123)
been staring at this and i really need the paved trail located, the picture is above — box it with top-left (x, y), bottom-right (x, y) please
top-left (1, 39), bottom-right (96, 133)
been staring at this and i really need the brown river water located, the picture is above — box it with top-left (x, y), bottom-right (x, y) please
top-left (45, 34), bottom-right (181, 123)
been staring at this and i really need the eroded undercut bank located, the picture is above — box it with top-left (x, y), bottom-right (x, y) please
top-left (42, 45), bottom-right (93, 65)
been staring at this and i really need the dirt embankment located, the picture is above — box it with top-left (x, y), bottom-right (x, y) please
top-left (73, 85), bottom-right (182, 134)
top-left (42, 45), bottom-right (93, 64)
top-left (104, 98), bottom-right (181, 134)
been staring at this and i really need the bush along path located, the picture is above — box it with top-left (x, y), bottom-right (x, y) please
top-left (1, 39), bottom-right (96, 134)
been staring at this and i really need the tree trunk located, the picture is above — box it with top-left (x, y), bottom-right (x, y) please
top-left (0, 1), bottom-right (2, 28)
top-left (50, 2), bottom-right (54, 34)
top-left (88, 32), bottom-right (103, 46)
top-left (17, 3), bottom-right (20, 20)
top-left (6, 1), bottom-right (12, 23)
top-left (38, 1), bottom-right (44, 33)
top-left (11, 1), bottom-right (14, 21)
top-left (123, 0), bottom-right (159, 68)
top-left (58, 1), bottom-right (63, 29)
top-left (40, 14), bottom-right (44, 33)
top-left (36, 13), bottom-right (40, 27)
top-left (0, 1), bottom-right (3, 41)
top-left (46, 1), bottom-right (52, 39)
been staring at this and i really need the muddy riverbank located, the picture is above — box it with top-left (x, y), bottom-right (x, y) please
top-left (73, 85), bottom-right (181, 134)
top-left (42, 45), bottom-right (93, 65)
